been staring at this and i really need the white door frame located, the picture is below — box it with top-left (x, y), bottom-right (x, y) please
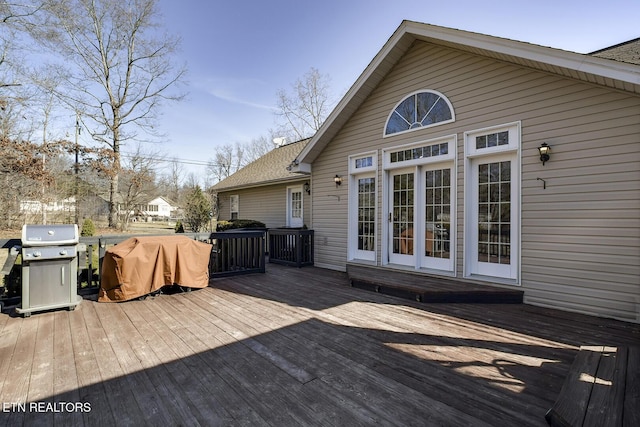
top-left (387, 167), bottom-right (417, 266)
top-left (463, 122), bottom-right (521, 283)
top-left (381, 135), bottom-right (457, 271)
top-left (420, 164), bottom-right (455, 272)
top-left (286, 185), bottom-right (303, 228)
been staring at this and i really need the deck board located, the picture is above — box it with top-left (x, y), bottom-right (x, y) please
top-left (1, 263), bottom-right (639, 426)
top-left (24, 314), bottom-right (55, 427)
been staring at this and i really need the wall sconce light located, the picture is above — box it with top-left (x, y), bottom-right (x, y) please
top-left (334, 175), bottom-right (342, 187)
top-left (538, 143), bottom-right (551, 165)
top-left (303, 181), bottom-right (310, 195)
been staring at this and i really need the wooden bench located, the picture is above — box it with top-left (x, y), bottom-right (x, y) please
top-left (545, 345), bottom-right (639, 427)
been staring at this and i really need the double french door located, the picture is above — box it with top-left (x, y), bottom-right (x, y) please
top-left (388, 165), bottom-right (453, 272)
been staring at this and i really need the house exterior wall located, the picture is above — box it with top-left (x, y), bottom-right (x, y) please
top-left (310, 41), bottom-right (640, 322)
top-left (216, 181), bottom-right (311, 229)
top-left (143, 197), bottom-right (174, 218)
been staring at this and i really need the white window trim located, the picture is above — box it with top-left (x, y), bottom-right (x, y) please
top-left (348, 151), bottom-right (378, 263)
top-left (381, 135), bottom-right (457, 274)
top-left (383, 89), bottom-right (456, 138)
top-left (349, 152), bottom-right (377, 174)
top-left (383, 135), bottom-right (456, 170)
top-left (463, 122), bottom-right (521, 284)
top-left (286, 185), bottom-right (303, 227)
top-left (464, 121), bottom-right (521, 158)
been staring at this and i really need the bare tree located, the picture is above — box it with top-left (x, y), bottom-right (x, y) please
top-left (275, 67), bottom-right (333, 141)
top-left (205, 136), bottom-right (275, 185)
top-left (30, 0), bottom-right (186, 228)
top-left (207, 142), bottom-right (245, 183)
top-left (1, 2), bottom-right (37, 140)
top-left (244, 135), bottom-right (273, 164)
top-left (117, 145), bottom-right (158, 231)
top-left (157, 159), bottom-right (183, 203)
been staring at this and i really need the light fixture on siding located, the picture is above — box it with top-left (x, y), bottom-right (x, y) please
top-left (538, 143), bottom-right (551, 165)
top-left (334, 175), bottom-right (342, 187)
top-left (303, 181), bottom-right (310, 195)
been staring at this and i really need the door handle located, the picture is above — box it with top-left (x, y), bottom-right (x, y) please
top-left (388, 212), bottom-right (392, 223)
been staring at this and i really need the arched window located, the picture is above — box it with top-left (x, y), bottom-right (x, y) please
top-left (384, 90), bottom-right (454, 136)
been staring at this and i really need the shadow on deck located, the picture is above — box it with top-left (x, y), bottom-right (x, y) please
top-left (0, 263), bottom-right (638, 426)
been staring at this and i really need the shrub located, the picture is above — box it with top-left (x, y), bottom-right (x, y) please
top-left (216, 219), bottom-right (265, 231)
top-left (80, 218), bottom-right (95, 237)
top-left (174, 220), bottom-right (185, 233)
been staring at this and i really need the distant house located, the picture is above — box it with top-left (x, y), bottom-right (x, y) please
top-left (135, 196), bottom-right (177, 220)
top-left (85, 194), bottom-right (178, 222)
top-left (227, 21), bottom-right (640, 323)
top-left (210, 139), bottom-right (311, 228)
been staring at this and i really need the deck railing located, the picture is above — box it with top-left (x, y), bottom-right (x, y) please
top-left (268, 228), bottom-right (314, 268)
top-left (209, 230), bottom-right (266, 277)
top-left (0, 230), bottom-right (265, 304)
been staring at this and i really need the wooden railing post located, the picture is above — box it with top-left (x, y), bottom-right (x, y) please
top-left (208, 230), bottom-right (266, 278)
top-left (267, 229), bottom-right (314, 268)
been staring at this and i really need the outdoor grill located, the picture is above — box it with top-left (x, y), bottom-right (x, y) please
top-left (16, 224), bottom-right (82, 317)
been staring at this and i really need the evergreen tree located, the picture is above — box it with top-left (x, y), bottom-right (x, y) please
top-left (184, 186), bottom-right (210, 232)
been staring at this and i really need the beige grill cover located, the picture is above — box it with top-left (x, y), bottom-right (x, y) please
top-left (99, 235), bottom-right (212, 302)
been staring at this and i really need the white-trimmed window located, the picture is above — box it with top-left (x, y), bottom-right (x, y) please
top-left (348, 152), bottom-right (377, 262)
top-left (230, 194), bottom-right (239, 220)
top-left (465, 122), bottom-right (520, 157)
top-left (384, 137), bottom-right (455, 169)
top-left (464, 122), bottom-right (521, 282)
top-left (384, 90), bottom-right (455, 137)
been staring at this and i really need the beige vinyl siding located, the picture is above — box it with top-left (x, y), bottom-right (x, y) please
top-left (311, 40), bottom-right (640, 322)
top-left (217, 182), bottom-right (311, 229)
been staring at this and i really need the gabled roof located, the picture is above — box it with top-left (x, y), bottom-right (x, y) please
top-left (590, 38), bottom-right (640, 65)
top-left (293, 20), bottom-right (640, 168)
top-left (148, 196), bottom-right (178, 207)
top-left (210, 138), bottom-right (310, 192)
top-left (95, 193), bottom-right (178, 206)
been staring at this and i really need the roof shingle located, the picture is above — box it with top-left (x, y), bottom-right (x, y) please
top-left (210, 139), bottom-right (310, 192)
top-left (590, 38), bottom-right (640, 65)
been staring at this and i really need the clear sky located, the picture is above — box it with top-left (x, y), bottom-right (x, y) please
top-left (148, 0), bottom-right (639, 179)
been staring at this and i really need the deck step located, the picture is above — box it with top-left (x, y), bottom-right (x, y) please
top-left (545, 345), bottom-right (640, 427)
top-left (347, 264), bottom-right (523, 304)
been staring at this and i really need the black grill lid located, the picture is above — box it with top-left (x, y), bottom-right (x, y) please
top-left (21, 224), bottom-right (79, 246)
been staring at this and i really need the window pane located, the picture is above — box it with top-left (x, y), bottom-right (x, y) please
top-left (392, 173), bottom-right (414, 255)
top-left (498, 131), bottom-right (509, 146)
top-left (478, 161), bottom-right (511, 265)
top-left (385, 91), bottom-right (453, 135)
top-left (425, 168), bottom-right (451, 259)
top-left (357, 177), bottom-right (375, 251)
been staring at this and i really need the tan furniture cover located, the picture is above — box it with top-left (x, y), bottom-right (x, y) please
top-left (99, 235), bottom-right (212, 302)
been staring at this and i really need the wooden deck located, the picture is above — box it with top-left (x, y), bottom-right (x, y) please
top-left (0, 264), bottom-right (638, 426)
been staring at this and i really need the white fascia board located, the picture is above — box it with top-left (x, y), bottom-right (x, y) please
top-left (298, 21), bottom-right (640, 166)
top-left (407, 21), bottom-right (640, 85)
top-left (297, 25), bottom-right (410, 165)
top-left (290, 162), bottom-right (311, 174)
